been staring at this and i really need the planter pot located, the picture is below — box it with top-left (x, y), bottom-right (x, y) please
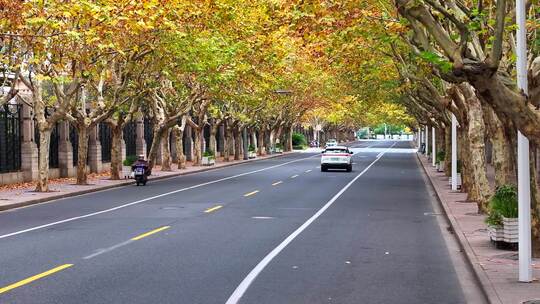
top-left (275, 148), bottom-right (283, 154)
top-left (488, 225), bottom-right (505, 242)
top-left (435, 163), bottom-right (440, 171)
top-left (248, 151), bottom-right (257, 159)
top-left (123, 166), bottom-right (132, 179)
top-left (438, 162), bottom-right (445, 172)
top-left (448, 174), bottom-right (462, 188)
top-left (503, 217), bottom-right (518, 243)
top-left (202, 156), bottom-right (215, 166)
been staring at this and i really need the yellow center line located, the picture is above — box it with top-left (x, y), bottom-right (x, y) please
top-left (205, 205), bottom-right (223, 213)
top-left (290, 174), bottom-right (299, 178)
top-left (305, 169), bottom-right (312, 173)
top-left (244, 190), bottom-right (259, 197)
top-left (131, 226), bottom-right (170, 241)
top-left (272, 181), bottom-right (283, 186)
top-left (0, 264), bottom-right (73, 295)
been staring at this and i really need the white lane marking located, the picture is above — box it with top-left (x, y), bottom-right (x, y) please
top-left (0, 155), bottom-right (318, 240)
top-left (83, 239), bottom-right (134, 259)
top-left (225, 142), bottom-right (396, 304)
top-left (251, 216), bottom-right (274, 219)
top-left (305, 170), bottom-right (312, 173)
top-left (290, 174), bottom-right (299, 179)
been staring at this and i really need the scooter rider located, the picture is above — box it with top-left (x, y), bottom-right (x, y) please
top-left (132, 155), bottom-right (151, 176)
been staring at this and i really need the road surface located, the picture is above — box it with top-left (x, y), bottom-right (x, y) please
top-left (0, 141), bottom-right (482, 303)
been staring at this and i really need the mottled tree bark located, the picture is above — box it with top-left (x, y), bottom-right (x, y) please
top-left (173, 126), bottom-right (186, 169)
top-left (110, 125), bottom-right (123, 180)
top-left (36, 129), bottom-right (52, 192)
top-left (257, 128), bottom-right (266, 155)
top-left (483, 104), bottom-right (513, 187)
top-left (193, 127), bottom-right (202, 166)
top-left (233, 127), bottom-right (241, 160)
top-left (76, 126), bottom-right (89, 185)
top-left (161, 130), bottom-right (172, 171)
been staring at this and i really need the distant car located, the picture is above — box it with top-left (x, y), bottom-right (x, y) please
top-left (325, 139), bottom-right (338, 148)
top-left (321, 146), bottom-right (353, 172)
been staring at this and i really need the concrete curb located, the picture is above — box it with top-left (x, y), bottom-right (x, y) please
top-left (0, 152), bottom-right (294, 212)
top-left (415, 153), bottom-right (502, 304)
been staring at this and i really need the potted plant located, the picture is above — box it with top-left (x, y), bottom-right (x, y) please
top-left (485, 208), bottom-right (504, 243)
top-left (274, 143), bottom-right (283, 153)
top-left (122, 155), bottom-right (137, 179)
top-left (436, 151), bottom-right (445, 172)
top-left (488, 185), bottom-right (518, 248)
top-left (248, 145), bottom-right (257, 159)
top-left (202, 150), bottom-right (216, 166)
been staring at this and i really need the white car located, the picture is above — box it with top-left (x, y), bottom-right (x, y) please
top-left (325, 139), bottom-right (338, 149)
top-left (321, 146), bottom-right (353, 172)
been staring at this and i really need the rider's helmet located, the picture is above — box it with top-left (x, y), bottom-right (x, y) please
top-left (138, 154), bottom-right (145, 161)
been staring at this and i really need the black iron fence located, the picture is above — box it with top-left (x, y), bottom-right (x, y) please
top-left (123, 122), bottom-right (136, 157)
top-left (69, 125), bottom-right (79, 166)
top-left (99, 123), bottom-right (112, 162)
top-left (0, 104), bottom-right (21, 173)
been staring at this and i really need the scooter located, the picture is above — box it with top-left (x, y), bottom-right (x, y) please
top-left (133, 164), bottom-right (148, 186)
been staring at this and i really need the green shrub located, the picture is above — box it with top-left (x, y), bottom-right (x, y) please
top-left (489, 185), bottom-right (518, 219)
top-left (292, 133), bottom-right (307, 146)
top-left (275, 142), bottom-right (283, 149)
top-left (485, 210), bottom-right (503, 227)
top-left (203, 150), bottom-right (215, 158)
top-left (436, 151), bottom-right (445, 164)
top-left (292, 145), bottom-right (305, 150)
top-left (248, 145), bottom-right (256, 152)
top-left (123, 155), bottom-right (137, 166)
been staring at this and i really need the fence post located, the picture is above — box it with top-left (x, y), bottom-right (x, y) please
top-left (58, 121), bottom-right (74, 177)
top-left (88, 125), bottom-right (103, 173)
top-left (20, 104), bottom-right (38, 182)
top-left (135, 116), bottom-right (146, 158)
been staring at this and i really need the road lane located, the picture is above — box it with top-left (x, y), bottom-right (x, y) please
top-left (0, 141), bottom-right (386, 303)
top-left (0, 141), bottom-right (475, 304)
top-left (239, 141), bottom-right (467, 304)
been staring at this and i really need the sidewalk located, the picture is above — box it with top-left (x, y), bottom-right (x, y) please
top-left (0, 153), bottom-right (293, 212)
top-left (418, 154), bottom-right (540, 304)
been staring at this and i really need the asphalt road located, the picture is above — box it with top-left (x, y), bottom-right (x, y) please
top-left (0, 140), bottom-right (480, 304)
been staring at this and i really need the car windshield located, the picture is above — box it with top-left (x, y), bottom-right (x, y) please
top-left (325, 148), bottom-right (348, 154)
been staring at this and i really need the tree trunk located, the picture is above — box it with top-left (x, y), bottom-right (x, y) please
top-left (233, 127), bottom-right (241, 160)
top-left (76, 126), bottom-right (89, 185)
top-left (224, 124), bottom-right (232, 162)
top-left (283, 125), bottom-right (293, 152)
top-left (193, 127), bottom-right (202, 166)
top-left (530, 147), bottom-right (540, 258)
top-left (161, 129), bottom-right (172, 171)
top-left (148, 128), bottom-right (163, 170)
top-left (173, 126), bottom-right (186, 169)
top-left (464, 90), bottom-right (491, 212)
top-left (209, 126), bottom-right (218, 156)
top-left (257, 129), bottom-right (265, 155)
top-left (35, 128), bottom-right (52, 192)
top-left (110, 125), bottom-right (123, 180)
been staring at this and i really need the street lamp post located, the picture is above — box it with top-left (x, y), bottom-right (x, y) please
top-left (432, 126), bottom-right (436, 167)
top-left (451, 115), bottom-right (458, 191)
top-left (425, 125), bottom-right (429, 156)
top-left (516, 0), bottom-right (532, 282)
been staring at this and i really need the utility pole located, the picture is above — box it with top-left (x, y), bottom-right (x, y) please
top-left (432, 126), bottom-right (436, 167)
top-left (425, 125), bottom-right (429, 156)
top-left (516, 0), bottom-right (532, 282)
top-left (451, 115), bottom-right (458, 191)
